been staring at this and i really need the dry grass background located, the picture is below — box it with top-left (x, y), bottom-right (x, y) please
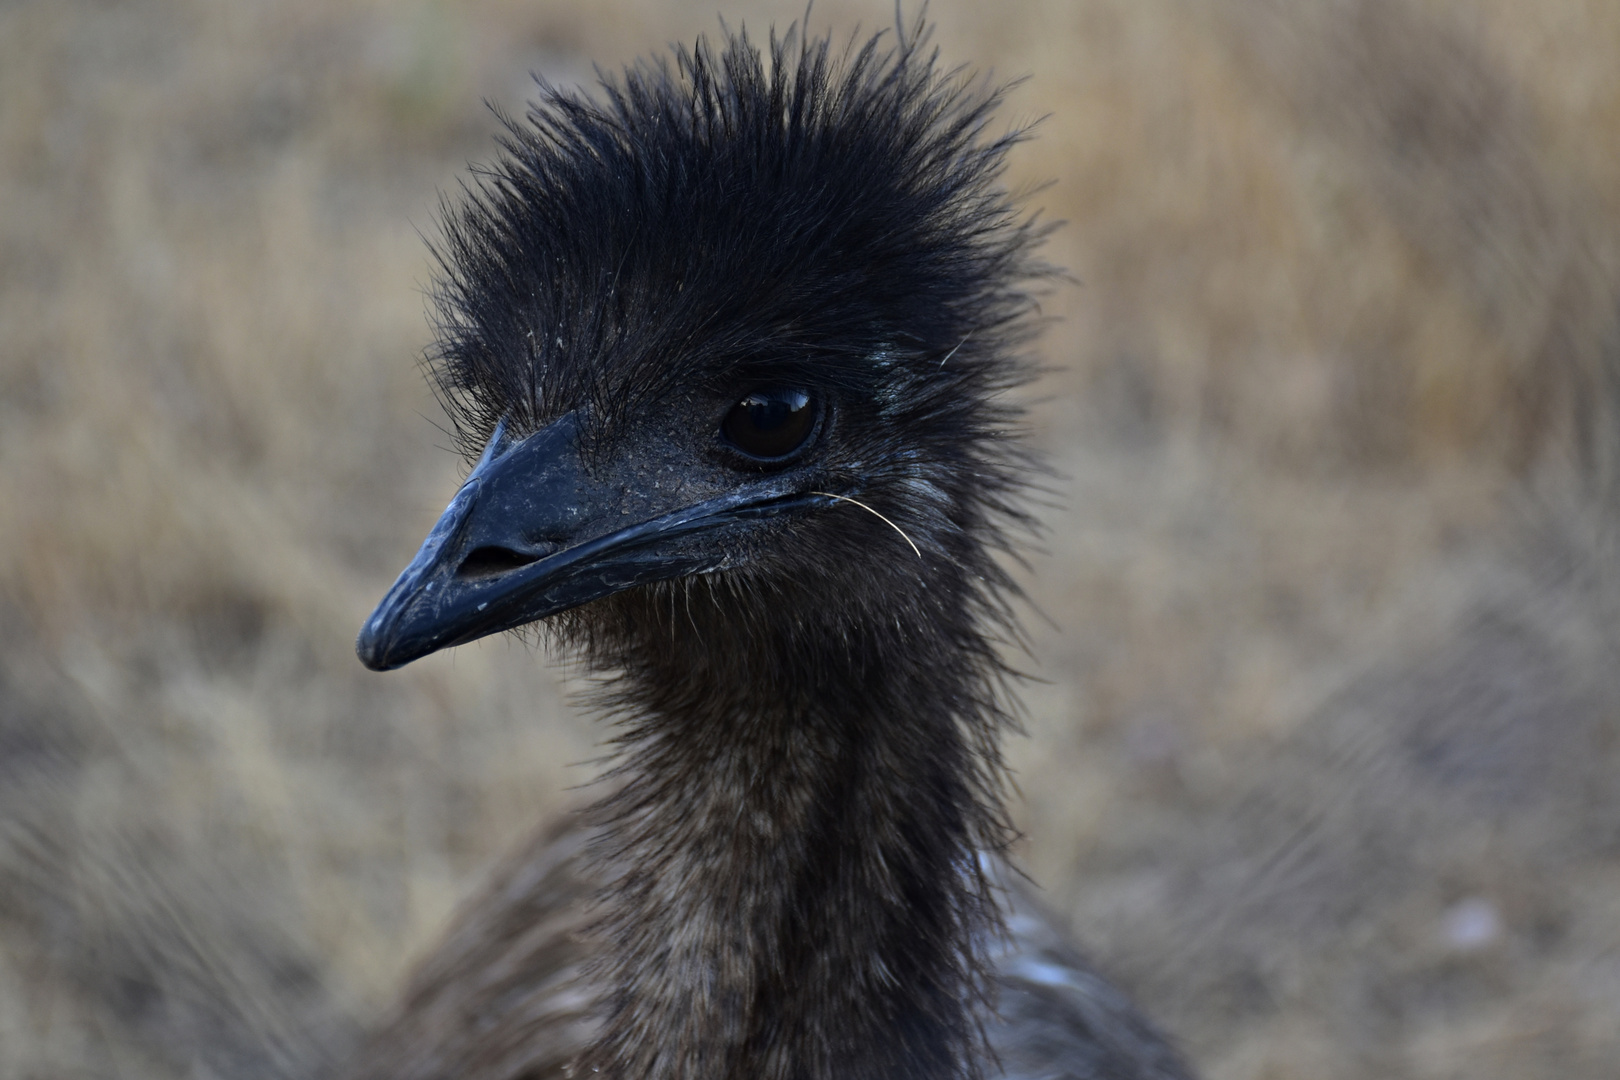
top-left (2, 1), bottom-right (1618, 1077)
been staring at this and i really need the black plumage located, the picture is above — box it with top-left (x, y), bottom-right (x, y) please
top-left (349, 19), bottom-right (1195, 1080)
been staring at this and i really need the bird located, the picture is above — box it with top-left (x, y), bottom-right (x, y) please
top-left (346, 17), bottom-right (1197, 1080)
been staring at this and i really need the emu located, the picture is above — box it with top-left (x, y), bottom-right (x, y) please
top-left (348, 20), bottom-right (1195, 1080)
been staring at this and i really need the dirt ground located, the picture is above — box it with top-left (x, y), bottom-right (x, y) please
top-left (2, 1), bottom-right (1618, 1077)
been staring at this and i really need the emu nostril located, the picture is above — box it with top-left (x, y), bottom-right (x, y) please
top-left (455, 546), bottom-right (543, 580)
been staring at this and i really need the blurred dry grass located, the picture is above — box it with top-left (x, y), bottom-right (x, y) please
top-left (1, 1), bottom-right (1617, 1078)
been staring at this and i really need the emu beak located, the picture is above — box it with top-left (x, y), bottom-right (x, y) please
top-left (356, 411), bottom-right (822, 671)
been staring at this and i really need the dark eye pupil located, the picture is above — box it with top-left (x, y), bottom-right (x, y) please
top-left (721, 389), bottom-right (816, 461)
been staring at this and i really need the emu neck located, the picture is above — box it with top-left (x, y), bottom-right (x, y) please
top-left (577, 584), bottom-right (1003, 1080)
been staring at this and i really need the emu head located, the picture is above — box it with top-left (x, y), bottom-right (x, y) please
top-left (357, 26), bottom-right (1047, 674)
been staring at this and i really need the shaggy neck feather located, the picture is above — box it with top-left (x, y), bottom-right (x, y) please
top-left (573, 577), bottom-right (1005, 1080)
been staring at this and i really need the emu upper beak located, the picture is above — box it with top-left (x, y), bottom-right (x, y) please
top-left (356, 410), bottom-right (823, 671)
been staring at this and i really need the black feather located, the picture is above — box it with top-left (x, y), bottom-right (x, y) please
top-left (351, 15), bottom-right (1192, 1080)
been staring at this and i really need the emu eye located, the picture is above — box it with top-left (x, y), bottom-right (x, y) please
top-left (720, 388), bottom-right (818, 461)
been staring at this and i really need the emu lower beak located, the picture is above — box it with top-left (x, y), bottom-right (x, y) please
top-left (356, 411), bottom-right (821, 671)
